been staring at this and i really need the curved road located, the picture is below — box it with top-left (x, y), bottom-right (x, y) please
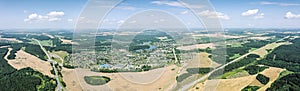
top-left (34, 39), bottom-right (63, 91)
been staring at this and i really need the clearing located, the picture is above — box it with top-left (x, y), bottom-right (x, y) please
top-left (7, 50), bottom-right (54, 77)
top-left (60, 38), bottom-right (78, 45)
top-left (177, 43), bottom-right (215, 50)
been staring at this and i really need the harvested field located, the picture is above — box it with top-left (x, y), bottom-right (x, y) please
top-left (60, 38), bottom-right (78, 44)
top-left (185, 52), bottom-right (220, 68)
top-left (4, 48), bottom-right (12, 60)
top-left (7, 50), bottom-right (54, 77)
top-left (61, 68), bottom-right (83, 91)
top-left (257, 67), bottom-right (284, 91)
top-left (192, 34), bottom-right (244, 39)
top-left (177, 43), bottom-right (215, 50)
top-left (74, 65), bottom-right (179, 91)
top-left (0, 37), bottom-right (22, 43)
top-left (190, 75), bottom-right (257, 91)
top-left (249, 37), bottom-right (273, 40)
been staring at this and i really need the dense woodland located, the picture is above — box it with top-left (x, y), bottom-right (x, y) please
top-left (266, 38), bottom-right (300, 64)
top-left (256, 74), bottom-right (270, 85)
top-left (267, 73), bottom-right (300, 91)
top-left (243, 65), bottom-right (268, 75)
top-left (258, 38), bottom-right (300, 72)
top-left (224, 54), bottom-right (259, 73)
top-left (176, 68), bottom-right (212, 82)
top-left (241, 86), bottom-right (260, 91)
top-left (209, 54), bottom-right (260, 79)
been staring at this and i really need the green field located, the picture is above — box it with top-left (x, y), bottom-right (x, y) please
top-left (28, 39), bottom-right (53, 47)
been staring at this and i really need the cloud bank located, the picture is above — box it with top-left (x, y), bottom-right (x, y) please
top-left (24, 11), bottom-right (65, 22)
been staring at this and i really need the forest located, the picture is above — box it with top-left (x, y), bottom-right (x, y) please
top-left (241, 86), bottom-right (260, 91)
top-left (176, 68), bottom-right (212, 82)
top-left (209, 54), bottom-right (260, 79)
top-left (224, 54), bottom-right (260, 73)
top-left (243, 65), bottom-right (268, 75)
top-left (267, 73), bottom-right (300, 91)
top-left (259, 38), bottom-right (300, 72)
top-left (256, 74), bottom-right (270, 85)
top-left (266, 38), bottom-right (300, 64)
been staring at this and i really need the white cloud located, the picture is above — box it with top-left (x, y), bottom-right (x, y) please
top-left (48, 18), bottom-right (61, 22)
top-left (152, 1), bottom-right (183, 7)
top-left (117, 20), bottom-right (124, 24)
top-left (260, 1), bottom-right (300, 6)
top-left (254, 13), bottom-right (264, 19)
top-left (24, 11), bottom-right (65, 22)
top-left (181, 10), bottom-right (189, 15)
top-left (198, 10), bottom-right (230, 20)
top-left (77, 17), bottom-right (98, 24)
top-left (67, 19), bottom-right (73, 22)
top-left (285, 12), bottom-right (300, 19)
top-left (151, 1), bottom-right (204, 8)
top-left (241, 9), bottom-right (259, 16)
top-left (24, 13), bottom-right (48, 22)
top-left (47, 11), bottom-right (64, 17)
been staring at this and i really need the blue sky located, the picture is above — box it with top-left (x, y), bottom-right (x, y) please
top-left (0, 0), bottom-right (300, 29)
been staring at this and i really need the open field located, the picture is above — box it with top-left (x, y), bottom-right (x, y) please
top-left (74, 65), bottom-right (179, 91)
top-left (7, 50), bottom-right (54, 77)
top-left (42, 33), bottom-right (55, 38)
top-left (177, 43), bottom-right (215, 50)
top-left (198, 52), bottom-right (220, 68)
top-left (257, 67), bottom-right (284, 91)
top-left (190, 75), bottom-right (257, 91)
top-left (192, 34), bottom-right (245, 39)
top-left (53, 51), bottom-right (68, 59)
top-left (185, 52), bottom-right (220, 68)
top-left (61, 68), bottom-right (83, 91)
top-left (251, 42), bottom-right (291, 58)
top-left (60, 38), bottom-right (78, 44)
top-left (4, 48), bottom-right (12, 60)
top-left (249, 36), bottom-right (273, 40)
top-left (28, 39), bottom-right (53, 47)
top-left (0, 37), bottom-right (22, 43)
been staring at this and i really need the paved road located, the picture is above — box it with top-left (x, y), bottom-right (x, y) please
top-left (34, 39), bottom-right (63, 91)
top-left (180, 37), bottom-right (288, 91)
